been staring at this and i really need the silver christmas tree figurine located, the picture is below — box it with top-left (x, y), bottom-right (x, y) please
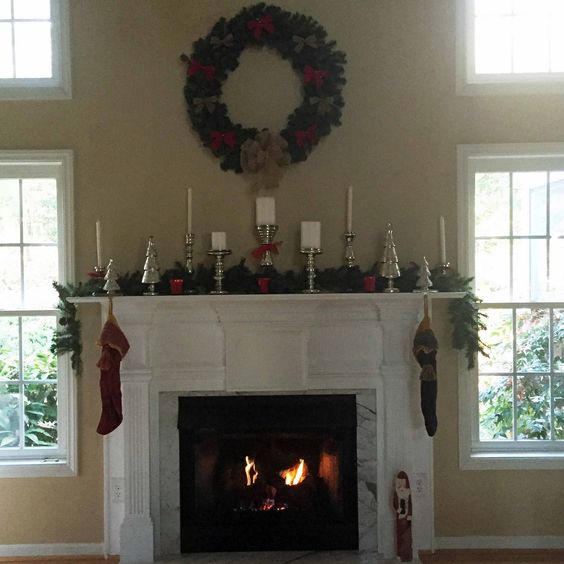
top-left (103, 259), bottom-right (121, 295)
top-left (413, 256), bottom-right (437, 293)
top-left (142, 235), bottom-right (160, 296)
top-left (380, 222), bottom-right (400, 293)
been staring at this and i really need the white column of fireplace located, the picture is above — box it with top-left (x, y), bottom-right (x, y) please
top-left (73, 293), bottom-right (457, 562)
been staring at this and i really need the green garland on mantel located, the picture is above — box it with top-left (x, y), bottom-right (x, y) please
top-left (51, 261), bottom-right (487, 375)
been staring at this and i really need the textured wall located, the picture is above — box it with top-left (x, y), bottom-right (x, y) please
top-left (0, 0), bottom-right (563, 546)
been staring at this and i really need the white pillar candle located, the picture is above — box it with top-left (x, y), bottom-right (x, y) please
top-left (256, 197), bottom-right (276, 225)
top-left (186, 188), bottom-right (193, 233)
top-left (346, 186), bottom-right (353, 232)
top-left (439, 216), bottom-right (446, 264)
top-left (301, 221), bottom-right (321, 249)
top-left (95, 219), bottom-right (102, 266)
top-left (211, 231), bottom-right (226, 250)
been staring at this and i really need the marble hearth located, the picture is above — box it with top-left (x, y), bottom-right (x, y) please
top-left (73, 293), bottom-right (457, 562)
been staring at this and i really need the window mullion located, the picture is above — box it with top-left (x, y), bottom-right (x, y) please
top-left (512, 308), bottom-right (518, 442)
top-left (549, 307), bottom-right (555, 441)
top-left (10, 0), bottom-right (15, 79)
top-left (17, 316), bottom-right (24, 452)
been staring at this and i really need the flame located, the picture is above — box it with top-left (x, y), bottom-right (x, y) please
top-left (244, 456), bottom-right (259, 486)
top-left (280, 458), bottom-right (308, 486)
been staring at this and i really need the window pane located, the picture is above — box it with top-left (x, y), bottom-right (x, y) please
top-left (554, 309), bottom-right (564, 372)
top-left (479, 375), bottom-right (513, 440)
top-left (514, 0), bottom-right (550, 15)
top-left (0, 317), bottom-right (19, 381)
top-left (22, 316), bottom-right (56, 381)
top-left (14, 21), bottom-right (51, 78)
top-left (0, 0), bottom-right (12, 19)
top-left (549, 17), bottom-right (564, 72)
top-left (474, 0), bottom-right (511, 16)
top-left (475, 173), bottom-right (510, 237)
top-left (513, 172), bottom-right (547, 236)
top-left (0, 382), bottom-right (20, 448)
top-left (475, 16), bottom-right (512, 74)
top-left (513, 16), bottom-right (550, 73)
top-left (22, 179), bottom-right (57, 244)
top-left (475, 239), bottom-right (511, 300)
top-left (513, 239), bottom-right (548, 301)
top-left (23, 246), bottom-right (57, 308)
top-left (554, 375), bottom-right (564, 440)
top-left (516, 374), bottom-right (550, 439)
top-left (479, 308), bottom-right (513, 372)
top-left (24, 382), bottom-right (57, 447)
top-left (516, 308), bottom-right (549, 372)
top-left (548, 238), bottom-right (564, 299)
top-left (0, 247), bottom-right (22, 308)
top-left (549, 172), bottom-right (564, 236)
top-left (0, 22), bottom-right (14, 78)
top-left (0, 179), bottom-right (20, 243)
top-left (13, 0), bottom-right (50, 20)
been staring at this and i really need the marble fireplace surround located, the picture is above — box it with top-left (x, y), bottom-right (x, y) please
top-left (74, 293), bottom-right (455, 563)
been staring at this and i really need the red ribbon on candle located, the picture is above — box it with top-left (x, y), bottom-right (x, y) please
top-left (252, 241), bottom-right (282, 258)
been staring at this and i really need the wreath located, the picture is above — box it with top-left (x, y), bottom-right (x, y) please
top-left (180, 3), bottom-right (346, 179)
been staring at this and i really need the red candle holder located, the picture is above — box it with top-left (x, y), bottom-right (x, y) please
top-left (363, 275), bottom-right (376, 293)
top-left (170, 278), bottom-right (184, 295)
top-left (257, 277), bottom-right (270, 294)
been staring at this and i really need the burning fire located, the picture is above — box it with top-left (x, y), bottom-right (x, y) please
top-left (244, 456), bottom-right (258, 486)
top-left (280, 458), bottom-right (308, 486)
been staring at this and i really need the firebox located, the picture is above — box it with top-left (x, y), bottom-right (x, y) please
top-left (178, 394), bottom-right (359, 553)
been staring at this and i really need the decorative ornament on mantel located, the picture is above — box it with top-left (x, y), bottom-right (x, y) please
top-left (180, 3), bottom-right (346, 179)
top-left (142, 236), bottom-right (160, 296)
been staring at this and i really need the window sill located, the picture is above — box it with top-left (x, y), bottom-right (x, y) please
top-left (461, 450), bottom-right (564, 470)
top-left (0, 457), bottom-right (76, 478)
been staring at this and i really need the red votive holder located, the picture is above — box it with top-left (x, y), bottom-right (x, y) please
top-left (257, 277), bottom-right (270, 294)
top-left (363, 275), bottom-right (376, 293)
top-left (170, 278), bottom-right (184, 295)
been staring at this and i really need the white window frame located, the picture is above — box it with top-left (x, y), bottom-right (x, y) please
top-left (458, 143), bottom-right (564, 470)
top-left (0, 0), bottom-right (71, 100)
top-left (456, 0), bottom-right (564, 96)
top-left (0, 150), bottom-right (76, 477)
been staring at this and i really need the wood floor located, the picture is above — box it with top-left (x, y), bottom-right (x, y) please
top-left (0, 558), bottom-right (118, 563)
top-left (419, 549), bottom-right (564, 563)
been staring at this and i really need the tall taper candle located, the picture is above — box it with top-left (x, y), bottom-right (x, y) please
top-left (95, 220), bottom-right (102, 266)
top-left (186, 188), bottom-right (193, 233)
top-left (440, 216), bottom-right (446, 264)
top-left (346, 186), bottom-right (353, 232)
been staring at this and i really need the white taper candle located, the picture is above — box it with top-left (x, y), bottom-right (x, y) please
top-left (187, 188), bottom-right (193, 233)
top-left (346, 186), bottom-right (353, 232)
top-left (95, 219), bottom-right (102, 266)
top-left (440, 216), bottom-right (446, 264)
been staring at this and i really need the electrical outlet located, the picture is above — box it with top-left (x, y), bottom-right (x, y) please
top-left (111, 477), bottom-right (125, 503)
top-left (413, 473), bottom-right (427, 497)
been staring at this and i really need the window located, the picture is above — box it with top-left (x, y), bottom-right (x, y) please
top-left (0, 0), bottom-right (71, 100)
top-left (0, 150), bottom-right (75, 477)
top-left (457, 0), bottom-right (564, 95)
top-left (458, 144), bottom-right (564, 469)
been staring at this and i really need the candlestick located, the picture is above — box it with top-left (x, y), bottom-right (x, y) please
top-left (255, 224), bottom-right (279, 268)
top-left (256, 197), bottom-right (275, 226)
top-left (344, 231), bottom-right (356, 268)
top-left (186, 188), bottom-right (193, 233)
top-left (301, 221), bottom-right (321, 249)
top-left (346, 186), bottom-right (353, 233)
top-left (185, 232), bottom-right (195, 274)
top-left (95, 219), bottom-right (102, 267)
top-left (211, 231), bottom-right (226, 251)
top-left (300, 248), bottom-right (323, 294)
top-left (439, 216), bottom-right (446, 265)
top-left (208, 249), bottom-right (232, 294)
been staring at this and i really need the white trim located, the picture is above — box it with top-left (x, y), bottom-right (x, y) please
top-left (0, 543), bottom-right (106, 557)
top-left (0, 0), bottom-right (72, 100)
top-left (436, 536), bottom-right (564, 549)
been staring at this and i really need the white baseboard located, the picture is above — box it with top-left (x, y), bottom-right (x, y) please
top-left (436, 536), bottom-right (564, 549)
top-left (0, 543), bottom-right (105, 557)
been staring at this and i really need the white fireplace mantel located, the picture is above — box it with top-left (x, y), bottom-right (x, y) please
top-left (71, 293), bottom-right (461, 562)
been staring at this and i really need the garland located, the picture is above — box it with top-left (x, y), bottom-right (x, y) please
top-left (52, 262), bottom-right (487, 375)
top-left (180, 3), bottom-right (346, 173)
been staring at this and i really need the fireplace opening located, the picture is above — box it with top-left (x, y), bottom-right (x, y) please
top-left (178, 395), bottom-right (359, 552)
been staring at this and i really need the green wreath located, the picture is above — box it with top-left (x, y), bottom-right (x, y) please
top-left (180, 3), bottom-right (346, 173)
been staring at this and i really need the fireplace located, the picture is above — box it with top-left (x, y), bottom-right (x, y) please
top-left (178, 395), bottom-right (359, 552)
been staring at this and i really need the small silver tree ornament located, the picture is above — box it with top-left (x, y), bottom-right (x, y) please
top-left (380, 222), bottom-right (400, 293)
top-left (413, 256), bottom-right (437, 293)
top-left (142, 236), bottom-right (160, 296)
top-left (103, 259), bottom-right (121, 296)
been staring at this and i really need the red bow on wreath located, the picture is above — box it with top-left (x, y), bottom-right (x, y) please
top-left (251, 241), bottom-right (282, 258)
top-left (295, 124), bottom-right (317, 147)
top-left (247, 14), bottom-right (274, 40)
top-left (303, 65), bottom-right (328, 88)
top-left (210, 130), bottom-right (236, 150)
top-left (188, 59), bottom-right (216, 80)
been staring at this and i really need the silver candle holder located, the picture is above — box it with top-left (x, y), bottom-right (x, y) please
top-left (300, 248), bottom-right (322, 294)
top-left (185, 232), bottom-right (195, 274)
top-left (207, 249), bottom-right (231, 294)
top-left (344, 231), bottom-right (356, 268)
top-left (255, 224), bottom-right (279, 268)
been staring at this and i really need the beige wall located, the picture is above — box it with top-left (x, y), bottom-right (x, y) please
top-left (1, 0), bottom-right (563, 545)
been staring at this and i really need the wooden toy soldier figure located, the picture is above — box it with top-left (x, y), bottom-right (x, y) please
top-left (393, 470), bottom-right (413, 562)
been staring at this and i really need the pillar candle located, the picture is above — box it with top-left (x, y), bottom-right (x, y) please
top-left (346, 186), bottom-right (353, 232)
top-left (301, 221), bottom-right (321, 249)
top-left (439, 216), bottom-right (446, 264)
top-left (211, 231), bottom-right (226, 250)
top-left (95, 219), bottom-right (102, 266)
top-left (256, 197), bottom-right (276, 225)
top-left (186, 188), bottom-right (193, 233)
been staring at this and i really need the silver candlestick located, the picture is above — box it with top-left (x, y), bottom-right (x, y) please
top-left (90, 265), bottom-right (106, 296)
top-left (185, 232), bottom-right (195, 274)
top-left (344, 231), bottom-right (356, 268)
top-left (255, 224), bottom-right (279, 268)
top-left (300, 248), bottom-right (322, 294)
top-left (208, 249), bottom-right (231, 294)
